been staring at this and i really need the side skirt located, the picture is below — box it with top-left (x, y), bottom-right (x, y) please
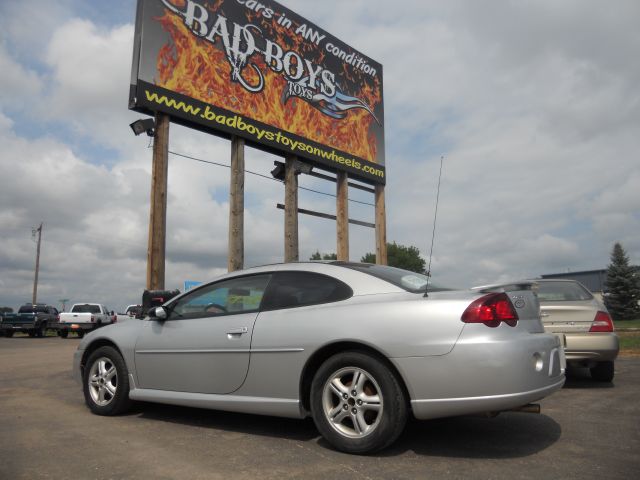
top-left (128, 385), bottom-right (304, 419)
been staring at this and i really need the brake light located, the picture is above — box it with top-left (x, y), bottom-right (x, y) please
top-left (91, 316), bottom-right (95, 323)
top-left (589, 311), bottom-right (614, 332)
top-left (112, 315), bottom-right (117, 323)
top-left (461, 293), bottom-right (519, 327)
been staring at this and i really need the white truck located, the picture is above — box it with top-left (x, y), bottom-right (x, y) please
top-left (57, 303), bottom-right (115, 338)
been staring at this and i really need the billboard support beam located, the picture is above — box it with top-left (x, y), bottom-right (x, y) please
top-left (228, 136), bottom-right (245, 272)
top-left (336, 172), bottom-right (349, 261)
top-left (146, 112), bottom-right (169, 290)
top-left (375, 184), bottom-right (387, 265)
top-left (284, 155), bottom-right (299, 262)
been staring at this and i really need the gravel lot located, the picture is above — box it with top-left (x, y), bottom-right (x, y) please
top-left (1, 337), bottom-right (638, 479)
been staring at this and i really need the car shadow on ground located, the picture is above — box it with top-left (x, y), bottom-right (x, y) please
top-left (563, 367), bottom-right (614, 389)
top-left (134, 402), bottom-right (319, 441)
top-left (133, 402), bottom-right (561, 458)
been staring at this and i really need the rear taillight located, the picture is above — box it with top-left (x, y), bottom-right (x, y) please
top-left (56, 315), bottom-right (60, 321)
top-left (461, 293), bottom-right (519, 327)
top-left (91, 315), bottom-right (95, 323)
top-left (112, 315), bottom-right (117, 323)
top-left (589, 311), bottom-right (614, 332)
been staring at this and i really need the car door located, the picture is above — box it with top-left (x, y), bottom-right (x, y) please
top-left (134, 274), bottom-right (271, 394)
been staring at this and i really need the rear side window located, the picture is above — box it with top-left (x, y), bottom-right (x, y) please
top-left (261, 271), bottom-right (352, 311)
top-left (536, 281), bottom-right (593, 301)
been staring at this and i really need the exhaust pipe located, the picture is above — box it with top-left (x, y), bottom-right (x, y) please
top-left (510, 403), bottom-right (541, 414)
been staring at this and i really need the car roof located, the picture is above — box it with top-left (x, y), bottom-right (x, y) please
top-left (183, 262), bottom-right (407, 297)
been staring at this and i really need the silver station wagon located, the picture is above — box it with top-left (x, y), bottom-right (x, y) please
top-left (73, 262), bottom-right (565, 453)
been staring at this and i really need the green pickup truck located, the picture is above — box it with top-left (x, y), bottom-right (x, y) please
top-left (1, 304), bottom-right (60, 337)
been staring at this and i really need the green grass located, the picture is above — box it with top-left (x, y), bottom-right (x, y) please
top-left (619, 332), bottom-right (640, 354)
top-left (614, 319), bottom-right (640, 330)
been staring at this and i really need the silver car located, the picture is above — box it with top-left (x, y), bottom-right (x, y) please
top-left (73, 262), bottom-right (565, 453)
top-left (536, 279), bottom-right (619, 382)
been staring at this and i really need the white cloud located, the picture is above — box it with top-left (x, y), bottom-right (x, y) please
top-left (1, 0), bottom-right (640, 310)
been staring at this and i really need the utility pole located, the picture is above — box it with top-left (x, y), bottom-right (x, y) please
top-left (146, 113), bottom-right (169, 290)
top-left (32, 223), bottom-right (43, 304)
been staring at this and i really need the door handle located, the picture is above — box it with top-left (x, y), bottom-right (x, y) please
top-left (540, 312), bottom-right (550, 317)
top-left (227, 327), bottom-right (248, 335)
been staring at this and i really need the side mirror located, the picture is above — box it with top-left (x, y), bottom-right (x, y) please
top-left (148, 306), bottom-right (168, 320)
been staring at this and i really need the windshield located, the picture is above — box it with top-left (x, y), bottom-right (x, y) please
top-left (71, 304), bottom-right (101, 314)
top-left (536, 281), bottom-right (593, 302)
top-left (336, 263), bottom-right (451, 293)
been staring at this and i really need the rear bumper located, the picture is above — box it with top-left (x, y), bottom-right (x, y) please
top-left (57, 323), bottom-right (97, 331)
top-left (410, 378), bottom-right (565, 419)
top-left (564, 332), bottom-right (619, 364)
top-left (1, 323), bottom-right (37, 332)
top-left (393, 329), bottom-right (565, 420)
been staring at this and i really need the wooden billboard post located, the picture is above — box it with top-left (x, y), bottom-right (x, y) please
top-left (375, 184), bottom-right (387, 265)
top-left (146, 112), bottom-right (169, 290)
top-left (284, 155), bottom-right (299, 262)
top-left (336, 172), bottom-right (349, 261)
top-left (228, 136), bottom-right (245, 272)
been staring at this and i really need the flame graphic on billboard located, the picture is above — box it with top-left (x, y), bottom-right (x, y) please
top-left (154, 8), bottom-right (381, 163)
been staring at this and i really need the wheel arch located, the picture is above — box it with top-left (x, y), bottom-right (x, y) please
top-left (299, 341), bottom-right (411, 414)
top-left (81, 339), bottom-right (126, 379)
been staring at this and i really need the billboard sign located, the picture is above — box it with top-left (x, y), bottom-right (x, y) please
top-left (130, 0), bottom-right (385, 184)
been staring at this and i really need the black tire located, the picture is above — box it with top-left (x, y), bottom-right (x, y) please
top-left (28, 331), bottom-right (36, 337)
top-left (77, 331), bottom-right (85, 338)
top-left (60, 330), bottom-right (69, 338)
top-left (37, 324), bottom-right (46, 338)
top-left (590, 361), bottom-right (614, 382)
top-left (310, 351), bottom-right (407, 454)
top-left (5, 331), bottom-right (14, 338)
top-left (83, 346), bottom-right (132, 416)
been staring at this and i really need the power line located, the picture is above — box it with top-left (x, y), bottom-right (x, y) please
top-left (167, 149), bottom-right (375, 207)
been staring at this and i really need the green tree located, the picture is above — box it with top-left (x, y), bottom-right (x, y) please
top-left (0, 306), bottom-right (13, 314)
top-left (361, 242), bottom-right (426, 274)
top-left (605, 242), bottom-right (640, 320)
top-left (310, 251), bottom-right (337, 260)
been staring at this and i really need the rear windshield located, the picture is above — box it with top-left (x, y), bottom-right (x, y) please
top-left (71, 304), bottom-right (101, 314)
top-left (536, 281), bottom-right (593, 301)
top-left (18, 305), bottom-right (47, 314)
top-left (336, 263), bottom-right (451, 293)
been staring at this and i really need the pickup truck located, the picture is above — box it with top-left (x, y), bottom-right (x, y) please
top-left (1, 304), bottom-right (59, 338)
top-left (57, 303), bottom-right (115, 338)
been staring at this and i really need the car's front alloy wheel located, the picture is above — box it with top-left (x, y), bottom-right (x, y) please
top-left (311, 351), bottom-right (407, 454)
top-left (83, 346), bottom-right (132, 415)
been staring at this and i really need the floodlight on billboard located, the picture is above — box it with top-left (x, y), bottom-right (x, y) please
top-left (129, 0), bottom-right (385, 184)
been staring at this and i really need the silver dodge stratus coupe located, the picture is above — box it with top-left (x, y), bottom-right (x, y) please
top-left (73, 262), bottom-right (565, 453)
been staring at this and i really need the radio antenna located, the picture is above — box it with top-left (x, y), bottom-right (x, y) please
top-left (425, 156), bottom-right (444, 297)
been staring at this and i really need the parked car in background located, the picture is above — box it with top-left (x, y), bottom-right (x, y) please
top-left (535, 279), bottom-right (619, 382)
top-left (73, 262), bottom-right (565, 453)
top-left (116, 305), bottom-right (143, 323)
top-left (125, 304), bottom-right (143, 318)
top-left (57, 303), bottom-right (115, 338)
top-left (1, 304), bottom-right (59, 338)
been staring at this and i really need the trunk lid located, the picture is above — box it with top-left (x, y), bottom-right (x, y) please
top-left (539, 299), bottom-right (599, 333)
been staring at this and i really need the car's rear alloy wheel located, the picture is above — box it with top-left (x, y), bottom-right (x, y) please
top-left (83, 346), bottom-right (132, 416)
top-left (590, 361), bottom-right (614, 382)
top-left (310, 351), bottom-right (407, 454)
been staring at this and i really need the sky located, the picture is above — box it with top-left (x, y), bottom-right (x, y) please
top-left (1, 0), bottom-right (639, 312)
